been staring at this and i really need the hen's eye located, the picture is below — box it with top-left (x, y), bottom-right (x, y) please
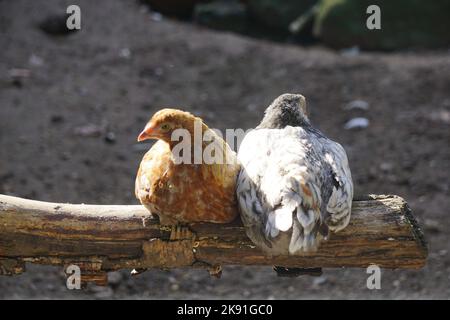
top-left (160, 123), bottom-right (170, 131)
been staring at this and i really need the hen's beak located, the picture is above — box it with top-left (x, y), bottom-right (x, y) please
top-left (137, 125), bottom-right (157, 142)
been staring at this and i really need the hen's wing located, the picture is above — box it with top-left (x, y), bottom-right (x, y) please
top-left (136, 135), bottom-right (239, 224)
top-left (202, 129), bottom-right (240, 187)
top-left (135, 140), bottom-right (172, 211)
top-left (237, 126), bottom-right (353, 255)
top-left (318, 135), bottom-right (353, 232)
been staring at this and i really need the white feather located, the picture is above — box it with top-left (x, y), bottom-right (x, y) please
top-left (274, 207), bottom-right (293, 232)
top-left (236, 126), bottom-right (353, 255)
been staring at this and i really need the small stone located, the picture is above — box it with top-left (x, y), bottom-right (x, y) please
top-left (131, 268), bottom-right (147, 276)
top-left (154, 67), bottom-right (164, 77)
top-left (139, 67), bottom-right (164, 78)
top-left (8, 68), bottom-right (31, 79)
top-left (104, 132), bottom-right (116, 144)
top-left (119, 48), bottom-right (131, 59)
top-left (429, 109), bottom-right (450, 124)
top-left (313, 276), bottom-right (327, 286)
top-left (170, 283), bottom-right (180, 291)
top-left (29, 54), bottom-right (44, 67)
top-left (78, 87), bottom-right (89, 96)
top-left (74, 124), bottom-right (104, 137)
top-left (344, 117), bottom-right (369, 130)
top-left (8, 68), bottom-right (31, 87)
top-left (70, 172), bottom-right (80, 181)
top-left (379, 162), bottom-right (393, 172)
top-left (50, 115), bottom-right (64, 124)
top-left (344, 100), bottom-right (369, 111)
top-left (150, 12), bottom-right (163, 22)
top-left (340, 46), bottom-right (360, 57)
top-left (139, 5), bottom-right (149, 14)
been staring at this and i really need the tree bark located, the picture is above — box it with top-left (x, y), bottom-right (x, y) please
top-left (0, 194), bottom-right (427, 285)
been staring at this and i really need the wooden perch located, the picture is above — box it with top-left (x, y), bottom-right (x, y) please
top-left (0, 194), bottom-right (427, 285)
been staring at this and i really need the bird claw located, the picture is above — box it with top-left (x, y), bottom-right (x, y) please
top-left (208, 264), bottom-right (222, 278)
top-left (169, 224), bottom-right (194, 241)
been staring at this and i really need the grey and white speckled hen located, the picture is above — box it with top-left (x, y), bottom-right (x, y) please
top-left (236, 94), bottom-right (353, 255)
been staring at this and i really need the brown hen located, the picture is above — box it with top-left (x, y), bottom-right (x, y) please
top-left (135, 109), bottom-right (240, 227)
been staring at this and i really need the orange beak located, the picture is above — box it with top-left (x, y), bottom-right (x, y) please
top-left (137, 125), bottom-right (158, 142)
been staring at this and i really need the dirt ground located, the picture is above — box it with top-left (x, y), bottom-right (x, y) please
top-left (0, 0), bottom-right (449, 299)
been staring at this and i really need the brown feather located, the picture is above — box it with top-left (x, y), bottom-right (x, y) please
top-left (135, 109), bottom-right (240, 224)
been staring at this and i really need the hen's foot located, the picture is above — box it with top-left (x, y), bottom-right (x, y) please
top-left (169, 224), bottom-right (194, 241)
top-left (208, 264), bottom-right (222, 278)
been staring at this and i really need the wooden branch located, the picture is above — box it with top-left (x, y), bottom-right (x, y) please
top-left (0, 194), bottom-right (427, 285)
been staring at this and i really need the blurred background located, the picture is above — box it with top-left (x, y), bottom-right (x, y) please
top-left (0, 0), bottom-right (449, 299)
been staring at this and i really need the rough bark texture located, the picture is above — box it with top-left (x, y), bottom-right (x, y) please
top-left (0, 194), bottom-right (427, 285)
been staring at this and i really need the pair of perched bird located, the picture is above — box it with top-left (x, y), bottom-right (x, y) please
top-left (135, 94), bottom-right (353, 262)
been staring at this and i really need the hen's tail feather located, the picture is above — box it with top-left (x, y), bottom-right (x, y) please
top-left (327, 208), bottom-right (351, 232)
top-left (290, 222), bottom-right (322, 253)
top-left (263, 185), bottom-right (326, 254)
top-left (289, 218), bottom-right (304, 254)
top-left (265, 212), bottom-right (279, 238)
top-left (263, 173), bottom-right (326, 254)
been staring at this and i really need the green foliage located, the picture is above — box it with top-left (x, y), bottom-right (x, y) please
top-left (314, 0), bottom-right (450, 49)
top-left (248, 0), bottom-right (318, 30)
